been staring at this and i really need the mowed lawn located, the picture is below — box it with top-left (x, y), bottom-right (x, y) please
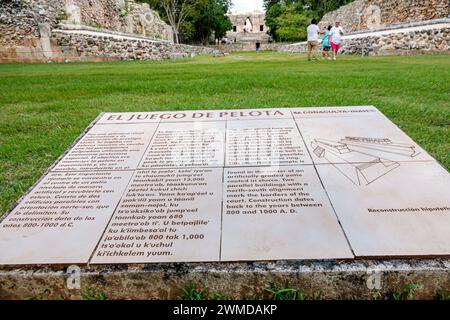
top-left (0, 52), bottom-right (449, 215)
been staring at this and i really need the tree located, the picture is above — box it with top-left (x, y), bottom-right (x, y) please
top-left (139, 0), bottom-right (232, 44)
top-left (263, 0), bottom-right (355, 42)
top-left (209, 0), bottom-right (232, 40)
top-left (275, 5), bottom-right (309, 42)
top-left (159, 0), bottom-right (192, 44)
top-left (265, 2), bottom-right (283, 40)
top-left (184, 0), bottom-right (232, 44)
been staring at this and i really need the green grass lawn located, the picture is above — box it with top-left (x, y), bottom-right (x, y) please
top-left (0, 52), bottom-right (449, 215)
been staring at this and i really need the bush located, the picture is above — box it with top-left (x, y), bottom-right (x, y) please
top-left (275, 7), bottom-right (309, 42)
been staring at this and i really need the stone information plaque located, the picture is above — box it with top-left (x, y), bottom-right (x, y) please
top-left (0, 106), bottom-right (449, 265)
top-left (293, 107), bottom-right (450, 257)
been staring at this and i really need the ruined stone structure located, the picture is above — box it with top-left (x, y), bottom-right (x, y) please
top-left (319, 0), bottom-right (449, 33)
top-left (0, 0), bottom-right (215, 62)
top-left (53, 24), bottom-right (216, 61)
top-left (271, 20), bottom-right (450, 56)
top-left (225, 10), bottom-right (270, 51)
top-left (271, 0), bottom-right (449, 56)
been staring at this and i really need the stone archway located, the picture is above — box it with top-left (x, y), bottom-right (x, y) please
top-left (244, 17), bottom-right (253, 33)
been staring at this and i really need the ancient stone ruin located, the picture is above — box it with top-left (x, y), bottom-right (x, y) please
top-left (272, 0), bottom-right (449, 56)
top-left (319, 0), bottom-right (449, 33)
top-left (0, 0), bottom-right (214, 62)
top-left (225, 10), bottom-right (270, 51)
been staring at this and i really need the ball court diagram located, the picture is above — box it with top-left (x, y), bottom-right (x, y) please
top-left (311, 136), bottom-right (420, 186)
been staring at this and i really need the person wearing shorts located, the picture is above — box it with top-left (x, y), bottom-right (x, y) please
top-left (329, 21), bottom-right (344, 60)
top-left (322, 25), bottom-right (332, 60)
top-left (306, 19), bottom-right (320, 61)
top-left (331, 42), bottom-right (341, 52)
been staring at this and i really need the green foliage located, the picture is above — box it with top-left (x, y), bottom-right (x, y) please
top-left (265, 3), bottom-right (283, 40)
top-left (434, 290), bottom-right (450, 300)
top-left (371, 291), bottom-right (382, 300)
top-left (265, 284), bottom-right (306, 300)
top-left (264, 0), bottom-right (355, 41)
top-left (403, 283), bottom-right (424, 300)
top-left (275, 5), bottom-right (309, 42)
top-left (177, 281), bottom-right (227, 300)
top-left (185, 0), bottom-right (232, 44)
top-left (82, 289), bottom-right (107, 300)
top-left (56, 12), bottom-right (68, 22)
top-left (140, 0), bottom-right (166, 19)
top-left (120, 0), bottom-right (130, 17)
top-left (138, 0), bottom-right (231, 44)
top-left (387, 283), bottom-right (424, 300)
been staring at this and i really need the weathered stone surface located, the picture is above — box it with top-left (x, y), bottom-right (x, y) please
top-left (0, 0), bottom-right (212, 62)
top-left (317, 161), bottom-right (450, 257)
top-left (225, 119), bottom-right (311, 166)
top-left (294, 107), bottom-right (435, 164)
top-left (319, 0), bottom-right (449, 33)
top-left (0, 107), bottom-right (449, 267)
top-left (221, 166), bottom-right (353, 261)
top-left (51, 28), bottom-right (215, 61)
top-left (91, 168), bottom-right (224, 264)
top-left (0, 0), bottom-right (172, 48)
top-left (139, 121), bottom-right (225, 168)
top-left (53, 123), bottom-right (158, 171)
top-left (270, 21), bottom-right (450, 56)
top-left (0, 171), bottom-right (133, 265)
top-left (0, 259), bottom-right (449, 299)
top-left (225, 10), bottom-right (270, 50)
top-left (292, 106), bottom-right (450, 257)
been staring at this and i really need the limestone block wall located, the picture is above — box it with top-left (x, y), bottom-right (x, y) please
top-left (0, 0), bottom-right (174, 62)
top-left (53, 29), bottom-right (215, 61)
top-left (0, 0), bottom-right (172, 42)
top-left (122, 1), bottom-right (173, 40)
top-left (270, 23), bottom-right (450, 56)
top-left (342, 26), bottom-right (449, 55)
top-left (319, 0), bottom-right (449, 33)
top-left (63, 0), bottom-right (173, 40)
top-left (319, 0), bottom-right (366, 33)
top-left (0, 0), bottom-right (63, 49)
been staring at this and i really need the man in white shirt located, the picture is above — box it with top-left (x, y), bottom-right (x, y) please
top-left (329, 21), bottom-right (344, 60)
top-left (306, 19), bottom-right (320, 61)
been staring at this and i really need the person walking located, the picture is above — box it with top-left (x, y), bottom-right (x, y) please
top-left (306, 19), bottom-right (320, 61)
top-left (321, 25), bottom-right (332, 60)
top-left (329, 21), bottom-right (344, 60)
